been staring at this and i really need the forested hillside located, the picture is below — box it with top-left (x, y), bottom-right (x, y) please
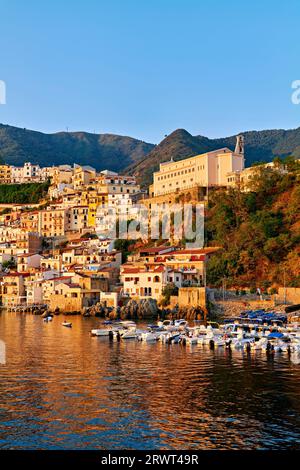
top-left (206, 161), bottom-right (300, 289)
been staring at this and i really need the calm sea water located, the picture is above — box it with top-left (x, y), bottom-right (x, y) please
top-left (0, 312), bottom-right (299, 450)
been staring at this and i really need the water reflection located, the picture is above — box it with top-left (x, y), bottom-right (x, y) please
top-left (0, 313), bottom-right (299, 449)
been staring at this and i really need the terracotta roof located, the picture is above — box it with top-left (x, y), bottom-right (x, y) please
top-left (17, 253), bottom-right (41, 258)
top-left (122, 265), bottom-right (165, 274)
top-left (139, 245), bottom-right (170, 254)
top-left (45, 276), bottom-right (72, 282)
top-left (3, 272), bottom-right (30, 277)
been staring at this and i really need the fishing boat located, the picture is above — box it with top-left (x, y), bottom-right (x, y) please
top-left (62, 321), bottom-right (72, 328)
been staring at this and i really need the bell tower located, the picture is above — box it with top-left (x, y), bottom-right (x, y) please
top-left (235, 134), bottom-right (244, 156)
top-left (235, 134), bottom-right (245, 169)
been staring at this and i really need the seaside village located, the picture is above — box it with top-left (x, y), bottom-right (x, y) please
top-left (0, 136), bottom-right (299, 332)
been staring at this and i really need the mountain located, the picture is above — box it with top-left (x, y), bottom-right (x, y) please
top-left (127, 127), bottom-right (300, 187)
top-left (2, 123), bottom-right (300, 186)
top-left (0, 124), bottom-right (155, 172)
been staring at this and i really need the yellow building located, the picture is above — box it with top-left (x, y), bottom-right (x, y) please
top-left (38, 208), bottom-right (67, 237)
top-left (226, 161), bottom-right (289, 191)
top-left (1, 272), bottom-right (29, 306)
top-left (47, 274), bottom-right (108, 312)
top-left (73, 165), bottom-right (96, 189)
top-left (151, 136), bottom-right (244, 197)
top-left (0, 164), bottom-right (12, 184)
top-left (80, 190), bottom-right (108, 227)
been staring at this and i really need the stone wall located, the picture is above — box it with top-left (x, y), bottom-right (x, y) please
top-left (100, 291), bottom-right (118, 308)
top-left (277, 288), bottom-right (300, 305)
top-left (178, 287), bottom-right (207, 308)
top-left (49, 294), bottom-right (82, 312)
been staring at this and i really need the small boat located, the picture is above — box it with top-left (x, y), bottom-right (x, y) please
top-left (139, 332), bottom-right (159, 342)
top-left (43, 316), bottom-right (53, 322)
top-left (62, 321), bottom-right (72, 328)
top-left (250, 338), bottom-right (267, 350)
top-left (121, 330), bottom-right (139, 340)
top-left (180, 335), bottom-right (198, 345)
top-left (118, 320), bottom-right (137, 328)
top-left (91, 328), bottom-right (112, 337)
top-left (157, 319), bottom-right (172, 328)
top-left (174, 319), bottom-right (188, 329)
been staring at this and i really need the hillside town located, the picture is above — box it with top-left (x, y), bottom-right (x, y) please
top-left (0, 136), bottom-right (298, 315)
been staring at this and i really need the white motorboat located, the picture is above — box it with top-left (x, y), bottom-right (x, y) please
top-left (157, 319), bottom-right (173, 328)
top-left (62, 321), bottom-right (72, 328)
top-left (139, 332), bottom-right (159, 342)
top-left (121, 330), bottom-right (139, 340)
top-left (43, 316), bottom-right (53, 322)
top-left (174, 319), bottom-right (188, 329)
top-left (118, 320), bottom-right (137, 328)
top-left (180, 334), bottom-right (198, 345)
top-left (91, 328), bottom-right (112, 337)
top-left (250, 338), bottom-right (268, 350)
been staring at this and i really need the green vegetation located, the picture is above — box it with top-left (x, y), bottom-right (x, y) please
top-left (114, 239), bottom-right (136, 263)
top-left (206, 164), bottom-right (300, 288)
top-left (160, 283), bottom-right (179, 307)
top-left (0, 124), bottom-right (154, 172)
top-left (0, 181), bottom-right (50, 204)
top-left (1, 258), bottom-right (17, 269)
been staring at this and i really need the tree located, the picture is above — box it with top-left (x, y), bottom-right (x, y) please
top-left (160, 283), bottom-right (178, 307)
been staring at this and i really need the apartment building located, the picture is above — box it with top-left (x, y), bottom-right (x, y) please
top-left (0, 164), bottom-right (12, 184)
top-left (73, 165), bottom-right (96, 189)
top-left (17, 253), bottom-right (42, 273)
top-left (67, 206), bottom-right (89, 233)
top-left (120, 264), bottom-right (168, 300)
top-left (95, 172), bottom-right (142, 235)
top-left (38, 208), bottom-right (67, 238)
top-left (1, 272), bottom-right (30, 306)
top-left (20, 211), bottom-right (39, 232)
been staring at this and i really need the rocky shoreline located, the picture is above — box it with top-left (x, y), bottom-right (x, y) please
top-left (2, 298), bottom-right (208, 322)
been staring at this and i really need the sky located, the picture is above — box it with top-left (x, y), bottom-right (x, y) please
top-left (0, 0), bottom-right (300, 143)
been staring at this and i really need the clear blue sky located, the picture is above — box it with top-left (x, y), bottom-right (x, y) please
top-left (0, 0), bottom-right (300, 143)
